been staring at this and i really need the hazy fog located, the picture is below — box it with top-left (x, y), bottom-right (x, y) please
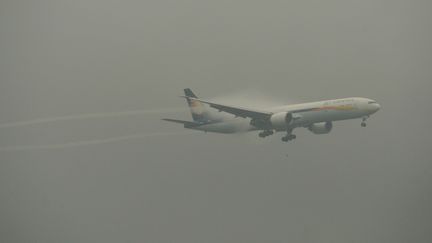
top-left (1, 0), bottom-right (431, 242)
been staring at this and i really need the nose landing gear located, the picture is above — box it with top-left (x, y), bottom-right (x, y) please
top-left (361, 116), bottom-right (369, 127)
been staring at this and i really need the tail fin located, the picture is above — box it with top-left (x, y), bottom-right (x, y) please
top-left (184, 88), bottom-right (211, 123)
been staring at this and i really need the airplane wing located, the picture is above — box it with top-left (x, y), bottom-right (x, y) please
top-left (183, 97), bottom-right (272, 120)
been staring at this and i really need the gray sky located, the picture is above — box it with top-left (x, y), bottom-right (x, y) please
top-left (1, 0), bottom-right (431, 242)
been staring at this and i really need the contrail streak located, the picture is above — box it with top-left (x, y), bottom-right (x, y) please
top-left (0, 108), bottom-right (184, 129)
top-left (0, 131), bottom-right (195, 152)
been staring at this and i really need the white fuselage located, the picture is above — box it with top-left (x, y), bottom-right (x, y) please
top-left (192, 97), bottom-right (380, 134)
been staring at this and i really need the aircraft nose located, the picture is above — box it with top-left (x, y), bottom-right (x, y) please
top-left (372, 103), bottom-right (381, 112)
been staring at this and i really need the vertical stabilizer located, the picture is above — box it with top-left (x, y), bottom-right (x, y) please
top-left (184, 88), bottom-right (211, 123)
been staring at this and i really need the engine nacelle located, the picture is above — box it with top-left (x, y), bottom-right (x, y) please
top-left (308, 122), bottom-right (333, 134)
top-left (269, 112), bottom-right (293, 130)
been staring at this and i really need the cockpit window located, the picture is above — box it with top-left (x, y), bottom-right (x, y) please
top-left (368, 101), bottom-right (377, 104)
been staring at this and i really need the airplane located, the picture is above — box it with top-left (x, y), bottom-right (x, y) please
top-left (163, 88), bottom-right (381, 142)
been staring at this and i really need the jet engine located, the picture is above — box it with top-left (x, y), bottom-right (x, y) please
top-left (269, 112), bottom-right (293, 130)
top-left (308, 122), bottom-right (333, 134)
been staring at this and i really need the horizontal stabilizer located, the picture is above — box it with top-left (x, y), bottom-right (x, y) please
top-left (162, 118), bottom-right (199, 127)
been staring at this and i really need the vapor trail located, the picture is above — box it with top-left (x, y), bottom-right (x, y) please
top-left (0, 108), bottom-right (184, 129)
top-left (0, 131), bottom-right (194, 151)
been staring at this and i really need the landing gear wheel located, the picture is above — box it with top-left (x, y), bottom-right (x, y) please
top-left (361, 116), bottom-right (369, 127)
top-left (282, 134), bottom-right (296, 142)
top-left (259, 130), bottom-right (274, 138)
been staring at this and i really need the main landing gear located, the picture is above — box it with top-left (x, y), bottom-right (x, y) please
top-left (361, 116), bottom-right (369, 127)
top-left (259, 130), bottom-right (274, 138)
top-left (281, 134), bottom-right (296, 142)
top-left (281, 128), bottom-right (296, 142)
